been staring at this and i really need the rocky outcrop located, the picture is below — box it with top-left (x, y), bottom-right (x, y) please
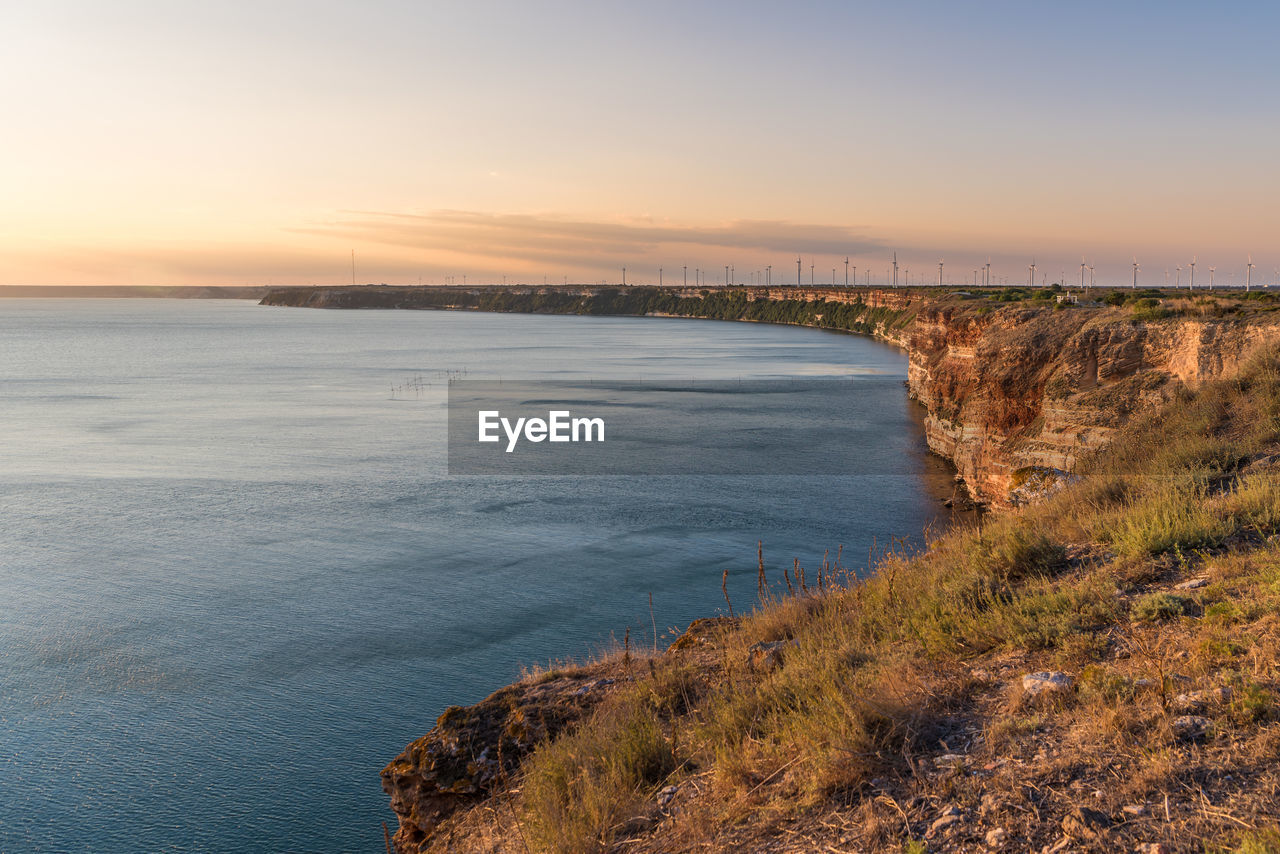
top-left (380, 620), bottom-right (736, 853)
top-left (907, 305), bottom-right (1280, 506)
top-left (381, 670), bottom-right (619, 853)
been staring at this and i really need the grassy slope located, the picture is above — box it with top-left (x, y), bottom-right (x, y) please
top-left (431, 345), bottom-right (1280, 854)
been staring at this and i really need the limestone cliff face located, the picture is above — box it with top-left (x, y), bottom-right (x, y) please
top-left (905, 306), bottom-right (1280, 506)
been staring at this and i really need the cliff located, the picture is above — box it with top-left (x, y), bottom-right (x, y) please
top-left (272, 285), bottom-right (1280, 852)
top-left (373, 343), bottom-right (1280, 854)
top-left (260, 284), bottom-right (1280, 508)
top-left (904, 303), bottom-right (1280, 506)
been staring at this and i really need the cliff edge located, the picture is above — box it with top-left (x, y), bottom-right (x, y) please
top-left (376, 339), bottom-right (1280, 853)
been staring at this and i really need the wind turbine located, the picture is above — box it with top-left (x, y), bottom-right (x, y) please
top-left (1087, 263), bottom-right (1095, 288)
top-left (844, 257), bottom-right (849, 287)
top-left (1247, 255), bottom-right (1255, 292)
top-left (1028, 258), bottom-right (1037, 287)
top-left (892, 252), bottom-right (899, 287)
top-left (1132, 258), bottom-right (1140, 289)
top-left (797, 256), bottom-right (802, 286)
top-left (1189, 256), bottom-right (1196, 289)
top-left (938, 259), bottom-right (944, 286)
top-left (1175, 266), bottom-right (1181, 289)
top-left (1209, 266), bottom-right (1215, 290)
top-left (1080, 257), bottom-right (1086, 290)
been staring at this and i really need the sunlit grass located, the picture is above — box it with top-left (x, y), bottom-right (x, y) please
top-left (505, 345), bottom-right (1280, 853)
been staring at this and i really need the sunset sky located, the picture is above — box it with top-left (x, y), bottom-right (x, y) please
top-left (4, 1), bottom-right (1278, 287)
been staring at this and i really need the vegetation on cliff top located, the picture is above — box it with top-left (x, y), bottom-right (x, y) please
top-left (399, 346), bottom-right (1280, 853)
top-left (264, 285), bottom-right (920, 338)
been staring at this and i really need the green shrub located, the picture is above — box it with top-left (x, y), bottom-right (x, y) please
top-left (1078, 664), bottom-right (1135, 702)
top-left (1103, 481), bottom-right (1233, 556)
top-left (1199, 636), bottom-right (1247, 663)
top-left (1232, 682), bottom-right (1275, 724)
top-left (1235, 828), bottom-right (1280, 854)
top-left (1204, 601), bottom-right (1241, 624)
top-left (1131, 592), bottom-right (1190, 622)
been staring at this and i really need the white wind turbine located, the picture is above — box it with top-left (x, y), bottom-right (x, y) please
top-left (1132, 258), bottom-right (1140, 288)
top-left (1209, 266), bottom-right (1216, 290)
top-left (1247, 255), bottom-right (1255, 292)
top-left (1189, 256), bottom-right (1196, 289)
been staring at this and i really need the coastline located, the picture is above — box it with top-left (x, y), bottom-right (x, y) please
top-left (254, 285), bottom-right (1280, 852)
top-left (260, 284), bottom-right (1280, 509)
top-left (341, 288), bottom-right (1280, 853)
top-left (0, 285), bottom-right (270, 299)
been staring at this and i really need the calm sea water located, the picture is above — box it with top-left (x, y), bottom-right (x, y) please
top-left (0, 299), bottom-right (955, 853)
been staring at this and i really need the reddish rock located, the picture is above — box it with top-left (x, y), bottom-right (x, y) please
top-left (381, 671), bottom-right (616, 853)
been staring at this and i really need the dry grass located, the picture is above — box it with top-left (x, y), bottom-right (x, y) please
top-left (418, 346), bottom-right (1280, 854)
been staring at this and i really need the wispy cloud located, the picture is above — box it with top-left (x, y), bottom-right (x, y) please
top-left (294, 210), bottom-right (894, 270)
top-left (9, 208), bottom-right (1223, 287)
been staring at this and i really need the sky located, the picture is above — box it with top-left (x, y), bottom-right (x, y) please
top-left (3, 0), bottom-right (1279, 288)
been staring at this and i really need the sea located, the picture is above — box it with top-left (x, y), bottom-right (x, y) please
top-left (0, 299), bottom-right (959, 852)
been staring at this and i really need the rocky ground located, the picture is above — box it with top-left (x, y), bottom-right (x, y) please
top-left (384, 527), bottom-right (1280, 853)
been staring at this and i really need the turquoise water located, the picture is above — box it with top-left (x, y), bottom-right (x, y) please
top-left (0, 299), bottom-right (952, 852)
